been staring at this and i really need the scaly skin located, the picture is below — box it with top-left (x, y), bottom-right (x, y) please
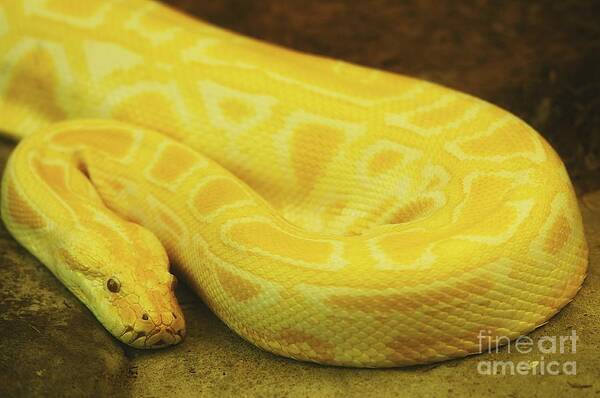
top-left (0, 0), bottom-right (588, 366)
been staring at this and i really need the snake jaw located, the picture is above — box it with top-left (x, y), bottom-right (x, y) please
top-left (119, 309), bottom-right (186, 349)
top-left (143, 324), bottom-right (185, 348)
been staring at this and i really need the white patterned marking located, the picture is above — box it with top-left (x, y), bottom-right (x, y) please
top-left (23, 0), bottom-right (113, 28)
top-left (198, 80), bottom-right (278, 138)
top-left (84, 40), bottom-right (143, 83)
top-left (0, 6), bottom-right (8, 37)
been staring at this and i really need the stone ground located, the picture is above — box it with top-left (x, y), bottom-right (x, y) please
top-left (1, 1), bottom-right (599, 397)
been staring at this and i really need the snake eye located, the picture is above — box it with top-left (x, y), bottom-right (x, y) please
top-left (107, 278), bottom-right (121, 293)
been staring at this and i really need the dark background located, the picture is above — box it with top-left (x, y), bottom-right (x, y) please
top-left (162, 0), bottom-right (600, 194)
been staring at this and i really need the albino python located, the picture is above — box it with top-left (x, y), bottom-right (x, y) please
top-left (0, 0), bottom-right (588, 367)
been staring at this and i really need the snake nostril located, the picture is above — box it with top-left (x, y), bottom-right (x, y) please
top-left (142, 313), bottom-right (149, 321)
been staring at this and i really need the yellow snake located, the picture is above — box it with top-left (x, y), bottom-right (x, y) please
top-left (0, 0), bottom-right (588, 367)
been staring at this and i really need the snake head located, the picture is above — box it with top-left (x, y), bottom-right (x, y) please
top-left (55, 222), bottom-right (186, 349)
top-left (106, 271), bottom-right (186, 349)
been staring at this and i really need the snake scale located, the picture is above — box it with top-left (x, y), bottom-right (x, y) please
top-left (0, 0), bottom-right (588, 367)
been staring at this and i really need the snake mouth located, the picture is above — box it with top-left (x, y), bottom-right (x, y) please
top-left (119, 311), bottom-right (186, 349)
top-left (121, 324), bottom-right (185, 348)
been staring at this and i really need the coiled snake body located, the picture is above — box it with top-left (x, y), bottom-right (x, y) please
top-left (0, 0), bottom-right (588, 367)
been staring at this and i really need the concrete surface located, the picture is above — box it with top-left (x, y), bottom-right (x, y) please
top-left (1, 1), bottom-right (599, 397)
